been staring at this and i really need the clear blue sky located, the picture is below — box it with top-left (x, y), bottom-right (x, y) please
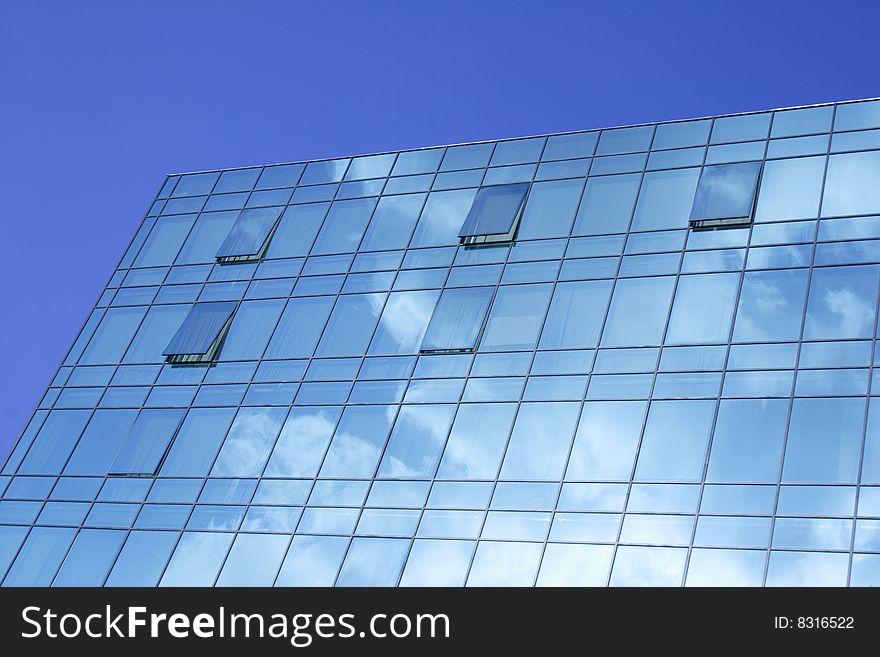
top-left (0, 0), bottom-right (877, 461)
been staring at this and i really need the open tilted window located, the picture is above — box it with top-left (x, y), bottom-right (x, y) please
top-left (458, 183), bottom-right (529, 246)
top-left (215, 207), bottom-right (284, 262)
top-left (108, 409), bottom-right (186, 476)
top-left (688, 162), bottom-right (762, 230)
top-left (162, 301), bottom-right (237, 364)
top-left (419, 286), bottom-right (494, 353)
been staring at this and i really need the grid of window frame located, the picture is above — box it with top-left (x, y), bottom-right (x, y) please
top-left (4, 99), bottom-right (880, 587)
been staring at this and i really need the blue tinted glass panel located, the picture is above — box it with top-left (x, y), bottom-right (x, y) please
top-left (160, 407), bottom-right (236, 476)
top-left (315, 294), bottom-right (385, 357)
top-left (369, 291), bottom-right (438, 355)
top-left (601, 277), bottom-right (675, 347)
top-left (105, 531), bottom-right (178, 586)
top-left (539, 280), bottom-right (612, 349)
top-left (64, 409), bottom-right (138, 475)
top-left (360, 194), bottom-right (426, 251)
top-left (480, 284), bottom-right (553, 351)
top-left (632, 168), bottom-right (700, 231)
top-left (80, 307), bottom-right (147, 365)
top-left (572, 174), bottom-right (640, 235)
top-left (421, 287), bottom-right (493, 353)
top-left (215, 207), bottom-right (283, 262)
top-left (635, 400), bottom-right (716, 481)
top-left (3, 527), bottom-right (75, 586)
top-left (804, 266), bottom-right (879, 340)
top-left (377, 405), bottom-right (456, 478)
top-left (822, 152), bottom-right (880, 217)
top-left (311, 198), bottom-right (377, 254)
top-left (109, 409), bottom-right (185, 475)
top-left (690, 162), bottom-right (762, 224)
top-left (163, 301), bottom-right (236, 361)
top-left (18, 410), bottom-right (91, 475)
top-left (53, 529), bottom-right (125, 586)
top-left (517, 179), bottom-right (584, 239)
top-left (666, 273), bottom-right (739, 344)
top-left (458, 183), bottom-right (529, 241)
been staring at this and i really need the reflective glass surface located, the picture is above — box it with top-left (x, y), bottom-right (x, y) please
top-left (7, 99), bottom-right (880, 587)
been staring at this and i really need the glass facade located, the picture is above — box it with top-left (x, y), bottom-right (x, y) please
top-left (4, 98), bottom-right (880, 587)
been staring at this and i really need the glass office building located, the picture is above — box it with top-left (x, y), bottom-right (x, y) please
top-left (3, 99), bottom-right (880, 587)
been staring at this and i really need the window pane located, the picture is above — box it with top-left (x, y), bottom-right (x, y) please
top-left (256, 163), bottom-right (303, 189)
top-left (64, 409), bottom-right (137, 475)
top-left (772, 106), bottom-right (833, 137)
top-left (273, 536), bottom-right (347, 586)
top-left (458, 183), bottom-right (529, 244)
top-left (500, 402), bottom-right (580, 480)
top-left (211, 407), bottom-right (288, 476)
top-left (733, 269), bottom-right (809, 342)
top-left (707, 399), bottom-right (788, 482)
top-left (359, 194), bottom-right (426, 250)
top-left (686, 549), bottom-right (765, 586)
top-left (392, 148), bottom-right (444, 176)
top-left (265, 407), bottom-right (341, 477)
top-left (420, 287), bottom-right (493, 353)
top-left (754, 156), bottom-right (824, 222)
top-left (18, 410), bottom-right (91, 475)
top-left (124, 305), bottom-right (189, 363)
top-left (264, 296), bottom-right (334, 359)
top-left (160, 407), bottom-right (236, 476)
top-left (266, 203), bottom-right (328, 258)
top-left (437, 403), bottom-right (517, 479)
top-left (159, 532), bottom-right (233, 586)
top-left (632, 168), bottom-right (700, 231)
top-left (378, 405), bottom-right (456, 478)
top-left (653, 120), bottom-right (711, 150)
top-left (822, 152), bottom-right (880, 217)
top-left (480, 284), bottom-right (553, 351)
top-left (311, 198), bottom-right (377, 254)
top-left (176, 211), bottom-right (238, 264)
top-left (400, 539), bottom-right (474, 586)
top-left (319, 406), bottom-right (396, 478)
top-left (336, 537), bottom-right (409, 587)
top-left (539, 280), bottom-right (613, 349)
top-left (345, 153), bottom-right (395, 180)
top-left (517, 179), bottom-right (584, 239)
top-left (600, 277), bottom-right (675, 347)
top-left (410, 189), bottom-right (477, 247)
top-left (3, 527), bottom-right (75, 586)
top-left (766, 551), bottom-right (848, 587)
top-left (597, 125), bottom-right (653, 155)
top-left (572, 174), bottom-right (640, 235)
top-left (216, 533), bottom-right (288, 586)
top-left (218, 299), bottom-right (285, 360)
top-left (804, 265), bottom-right (879, 340)
top-left (0, 526), bottom-right (29, 581)
top-left (635, 400), bottom-right (716, 481)
top-left (665, 273), bottom-right (739, 344)
top-left (315, 294), bottom-right (385, 357)
top-left (134, 215), bottom-right (195, 267)
top-left (106, 531), bottom-right (179, 586)
top-left (566, 401), bottom-right (647, 480)
top-left (163, 301), bottom-right (237, 363)
top-left (368, 290), bottom-right (438, 355)
top-left (783, 398), bottom-right (864, 484)
top-left (53, 529), bottom-right (125, 586)
top-left (109, 409), bottom-right (185, 475)
top-left (689, 162), bottom-right (761, 225)
top-left (610, 546), bottom-right (687, 586)
top-left (467, 541), bottom-right (543, 586)
top-left (216, 207), bottom-right (283, 262)
top-left (80, 307), bottom-right (147, 364)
